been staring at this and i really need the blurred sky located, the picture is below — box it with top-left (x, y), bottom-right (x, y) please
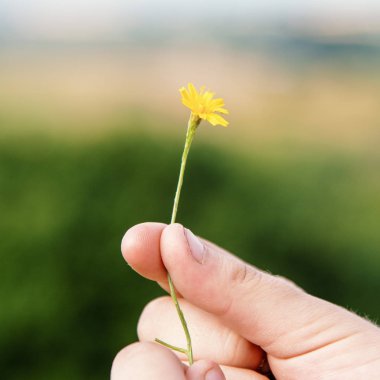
top-left (1, 0), bottom-right (380, 42)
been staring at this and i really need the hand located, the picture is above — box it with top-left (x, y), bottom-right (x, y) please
top-left (112, 223), bottom-right (380, 379)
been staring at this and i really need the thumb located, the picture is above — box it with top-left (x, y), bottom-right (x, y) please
top-left (161, 223), bottom-right (377, 358)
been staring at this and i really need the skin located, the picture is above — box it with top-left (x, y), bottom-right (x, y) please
top-left (111, 222), bottom-right (380, 380)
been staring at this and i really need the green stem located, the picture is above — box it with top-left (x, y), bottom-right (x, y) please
top-left (167, 273), bottom-right (193, 364)
top-left (171, 114), bottom-right (198, 224)
top-left (154, 339), bottom-right (188, 354)
top-left (156, 113), bottom-right (200, 366)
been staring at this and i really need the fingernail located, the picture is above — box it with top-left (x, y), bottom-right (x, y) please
top-left (205, 368), bottom-right (224, 380)
top-left (185, 228), bottom-right (204, 264)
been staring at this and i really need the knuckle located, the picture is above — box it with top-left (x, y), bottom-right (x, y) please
top-left (221, 328), bottom-right (242, 364)
top-left (217, 259), bottom-right (264, 317)
top-left (229, 261), bottom-right (263, 291)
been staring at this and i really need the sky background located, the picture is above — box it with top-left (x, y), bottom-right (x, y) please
top-left (1, 0), bottom-right (380, 42)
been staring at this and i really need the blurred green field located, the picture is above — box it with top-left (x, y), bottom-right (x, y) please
top-left (1, 126), bottom-right (379, 379)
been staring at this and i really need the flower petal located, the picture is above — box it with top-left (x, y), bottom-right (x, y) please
top-left (206, 113), bottom-right (229, 127)
top-left (180, 87), bottom-right (190, 101)
top-left (215, 107), bottom-right (229, 115)
top-left (188, 83), bottom-right (198, 99)
top-left (182, 98), bottom-right (194, 110)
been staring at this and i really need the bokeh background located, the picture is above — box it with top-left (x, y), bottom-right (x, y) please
top-left (1, 1), bottom-right (380, 378)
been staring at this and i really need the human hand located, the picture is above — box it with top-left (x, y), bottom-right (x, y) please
top-left (112, 223), bottom-right (380, 379)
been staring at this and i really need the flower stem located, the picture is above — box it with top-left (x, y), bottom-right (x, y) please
top-left (171, 114), bottom-right (199, 224)
top-left (156, 113), bottom-right (200, 366)
top-left (154, 339), bottom-right (188, 354)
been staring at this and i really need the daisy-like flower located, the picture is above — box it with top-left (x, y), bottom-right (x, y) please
top-left (156, 82), bottom-right (229, 366)
top-left (180, 83), bottom-right (229, 127)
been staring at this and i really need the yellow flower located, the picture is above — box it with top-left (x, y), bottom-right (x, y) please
top-left (179, 83), bottom-right (229, 127)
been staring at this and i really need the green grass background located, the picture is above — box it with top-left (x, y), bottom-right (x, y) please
top-left (1, 127), bottom-right (379, 379)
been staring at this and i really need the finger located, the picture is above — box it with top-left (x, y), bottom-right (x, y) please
top-left (111, 342), bottom-right (186, 380)
top-left (121, 222), bottom-right (181, 297)
top-left (159, 224), bottom-right (377, 358)
top-left (138, 296), bottom-right (263, 369)
top-left (122, 222), bottom-right (175, 294)
top-left (121, 222), bottom-right (167, 283)
top-left (122, 223), bottom-right (377, 360)
top-left (186, 360), bottom-right (226, 380)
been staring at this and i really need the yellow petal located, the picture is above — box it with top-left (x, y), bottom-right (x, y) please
top-left (215, 107), bottom-right (229, 114)
top-left (180, 87), bottom-right (190, 101)
top-left (210, 98), bottom-right (225, 107)
top-left (182, 98), bottom-right (194, 110)
top-left (206, 113), bottom-right (229, 127)
top-left (188, 83), bottom-right (198, 99)
top-left (203, 91), bottom-right (215, 103)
